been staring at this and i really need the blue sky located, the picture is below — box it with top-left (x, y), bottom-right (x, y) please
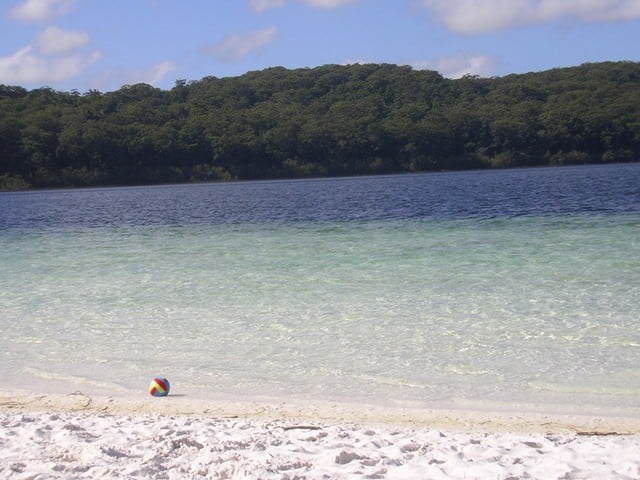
top-left (1, 0), bottom-right (639, 92)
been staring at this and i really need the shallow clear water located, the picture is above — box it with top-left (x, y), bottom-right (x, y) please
top-left (1, 164), bottom-right (639, 415)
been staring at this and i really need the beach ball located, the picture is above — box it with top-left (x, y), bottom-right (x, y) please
top-left (149, 377), bottom-right (170, 397)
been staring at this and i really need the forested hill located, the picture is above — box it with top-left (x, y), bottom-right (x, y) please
top-left (1, 61), bottom-right (639, 190)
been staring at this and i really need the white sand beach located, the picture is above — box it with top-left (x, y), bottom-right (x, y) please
top-left (2, 391), bottom-right (640, 479)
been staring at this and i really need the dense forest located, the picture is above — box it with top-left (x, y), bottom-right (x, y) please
top-left (1, 61), bottom-right (639, 190)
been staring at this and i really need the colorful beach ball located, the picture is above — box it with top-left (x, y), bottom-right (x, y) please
top-left (149, 377), bottom-right (170, 397)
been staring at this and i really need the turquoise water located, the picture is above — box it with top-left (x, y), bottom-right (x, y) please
top-left (1, 164), bottom-right (639, 415)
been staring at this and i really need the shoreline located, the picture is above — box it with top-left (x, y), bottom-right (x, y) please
top-left (3, 390), bottom-right (640, 435)
top-left (2, 391), bottom-right (640, 479)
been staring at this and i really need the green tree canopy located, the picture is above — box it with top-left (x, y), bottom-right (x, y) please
top-left (1, 61), bottom-right (639, 190)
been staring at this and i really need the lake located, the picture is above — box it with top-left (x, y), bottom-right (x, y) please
top-left (1, 163), bottom-right (639, 416)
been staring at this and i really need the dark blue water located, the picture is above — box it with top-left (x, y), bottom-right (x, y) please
top-left (2, 164), bottom-right (639, 230)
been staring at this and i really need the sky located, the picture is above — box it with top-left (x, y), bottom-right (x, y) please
top-left (1, 0), bottom-right (639, 93)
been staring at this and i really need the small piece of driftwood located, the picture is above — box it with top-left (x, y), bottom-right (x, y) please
top-left (282, 425), bottom-right (322, 431)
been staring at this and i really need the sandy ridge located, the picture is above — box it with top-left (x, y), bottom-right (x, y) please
top-left (2, 391), bottom-right (640, 479)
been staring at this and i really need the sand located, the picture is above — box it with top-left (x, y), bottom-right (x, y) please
top-left (2, 391), bottom-right (640, 479)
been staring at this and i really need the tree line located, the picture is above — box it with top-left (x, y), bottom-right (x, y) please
top-left (1, 61), bottom-right (639, 190)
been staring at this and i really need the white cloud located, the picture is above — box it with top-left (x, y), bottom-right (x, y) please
top-left (249, 0), bottom-right (358, 11)
top-left (249, 0), bottom-right (285, 13)
top-left (422, 0), bottom-right (640, 34)
top-left (0, 24), bottom-right (100, 85)
top-left (75, 59), bottom-right (178, 91)
top-left (145, 60), bottom-right (177, 85)
top-left (35, 26), bottom-right (89, 55)
top-left (0, 44), bottom-right (101, 84)
top-left (412, 54), bottom-right (498, 78)
top-left (296, 0), bottom-right (359, 7)
top-left (201, 27), bottom-right (278, 62)
top-left (534, 0), bottom-right (640, 22)
top-left (6, 0), bottom-right (77, 23)
top-left (343, 58), bottom-right (367, 65)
